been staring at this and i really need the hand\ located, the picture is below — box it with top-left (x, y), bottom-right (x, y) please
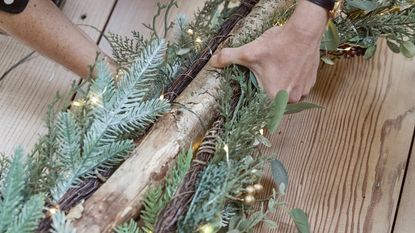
top-left (210, 0), bottom-right (328, 102)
